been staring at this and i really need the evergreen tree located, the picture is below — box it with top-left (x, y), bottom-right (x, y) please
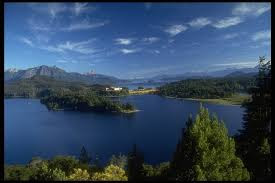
top-left (171, 105), bottom-right (250, 181)
top-left (127, 144), bottom-right (144, 181)
top-left (79, 146), bottom-right (91, 165)
top-left (235, 57), bottom-right (271, 180)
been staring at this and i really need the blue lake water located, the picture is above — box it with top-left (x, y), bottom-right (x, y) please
top-left (4, 95), bottom-right (244, 165)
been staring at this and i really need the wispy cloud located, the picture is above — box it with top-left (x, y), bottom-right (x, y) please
top-left (57, 39), bottom-right (97, 54)
top-left (223, 33), bottom-right (239, 40)
top-left (120, 48), bottom-right (140, 54)
top-left (29, 3), bottom-right (68, 19)
top-left (142, 37), bottom-right (160, 44)
top-left (56, 60), bottom-right (68, 63)
top-left (212, 17), bottom-right (243, 29)
top-left (154, 50), bottom-right (160, 54)
top-left (56, 59), bottom-right (78, 64)
top-left (164, 24), bottom-right (187, 36)
top-left (232, 3), bottom-right (271, 17)
top-left (252, 30), bottom-right (271, 41)
top-left (212, 62), bottom-right (257, 68)
top-left (29, 3), bottom-right (95, 18)
top-left (60, 20), bottom-right (108, 32)
top-left (19, 37), bottom-right (34, 47)
top-left (39, 39), bottom-right (98, 54)
top-left (40, 45), bottom-right (64, 53)
top-left (144, 3), bottom-right (152, 10)
top-left (74, 3), bottom-right (89, 16)
top-left (188, 17), bottom-right (211, 28)
top-left (115, 38), bottom-right (134, 45)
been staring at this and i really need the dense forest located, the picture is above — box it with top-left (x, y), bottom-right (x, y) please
top-left (4, 75), bottom-right (129, 98)
top-left (40, 90), bottom-right (136, 113)
top-left (157, 76), bottom-right (256, 99)
top-left (4, 57), bottom-right (271, 181)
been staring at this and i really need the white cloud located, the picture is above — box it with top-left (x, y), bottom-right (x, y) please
top-left (188, 17), bottom-right (211, 28)
top-left (115, 38), bottom-right (134, 45)
top-left (39, 39), bottom-right (98, 54)
top-left (120, 48), bottom-right (140, 54)
top-left (145, 3), bottom-right (152, 10)
top-left (19, 37), bottom-right (34, 47)
top-left (252, 30), bottom-right (271, 41)
top-left (56, 59), bottom-right (78, 64)
top-left (213, 62), bottom-right (257, 67)
top-left (56, 60), bottom-right (68, 63)
top-left (154, 50), bottom-right (160, 54)
top-left (29, 3), bottom-right (67, 19)
top-left (57, 39), bottom-right (97, 54)
top-left (61, 20), bottom-right (108, 32)
top-left (74, 3), bottom-right (89, 16)
top-left (223, 33), bottom-right (239, 40)
top-left (232, 3), bottom-right (271, 17)
top-left (40, 45), bottom-right (64, 53)
top-left (212, 17), bottom-right (243, 29)
top-left (164, 25), bottom-right (187, 36)
top-left (142, 37), bottom-right (160, 44)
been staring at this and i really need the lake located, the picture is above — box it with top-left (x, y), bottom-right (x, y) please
top-left (4, 95), bottom-right (244, 165)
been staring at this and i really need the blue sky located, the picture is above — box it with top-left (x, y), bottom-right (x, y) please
top-left (4, 3), bottom-right (271, 79)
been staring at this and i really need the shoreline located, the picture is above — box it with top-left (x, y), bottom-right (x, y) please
top-left (164, 96), bottom-right (243, 106)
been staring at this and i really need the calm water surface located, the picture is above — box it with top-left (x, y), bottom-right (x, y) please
top-left (5, 95), bottom-right (244, 165)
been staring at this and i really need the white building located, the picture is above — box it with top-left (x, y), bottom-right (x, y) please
top-left (105, 87), bottom-right (123, 91)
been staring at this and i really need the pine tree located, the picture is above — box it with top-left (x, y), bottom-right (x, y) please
top-left (79, 146), bottom-right (91, 165)
top-left (171, 105), bottom-right (250, 181)
top-left (127, 144), bottom-right (144, 181)
top-left (235, 57), bottom-right (271, 180)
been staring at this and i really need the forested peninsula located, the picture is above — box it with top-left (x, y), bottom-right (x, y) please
top-left (40, 90), bottom-right (137, 113)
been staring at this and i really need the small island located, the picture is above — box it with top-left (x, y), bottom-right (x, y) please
top-left (40, 90), bottom-right (137, 114)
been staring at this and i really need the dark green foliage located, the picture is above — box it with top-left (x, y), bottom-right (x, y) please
top-left (40, 89), bottom-right (135, 113)
top-left (170, 105), bottom-right (250, 181)
top-left (142, 162), bottom-right (170, 181)
top-left (124, 102), bottom-right (135, 111)
top-left (4, 75), bottom-right (128, 98)
top-left (108, 154), bottom-right (127, 170)
top-left (48, 156), bottom-right (80, 176)
top-left (158, 77), bottom-right (256, 99)
top-left (127, 144), bottom-right (144, 181)
top-left (4, 165), bottom-right (32, 181)
top-left (235, 57), bottom-right (271, 180)
top-left (79, 146), bottom-right (92, 165)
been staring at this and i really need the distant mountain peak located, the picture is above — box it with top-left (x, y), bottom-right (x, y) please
top-left (4, 65), bottom-right (120, 85)
top-left (5, 68), bottom-right (18, 73)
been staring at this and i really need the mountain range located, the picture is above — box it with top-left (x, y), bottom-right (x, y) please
top-left (131, 66), bottom-right (258, 83)
top-left (4, 65), bottom-right (258, 85)
top-left (4, 65), bottom-right (125, 85)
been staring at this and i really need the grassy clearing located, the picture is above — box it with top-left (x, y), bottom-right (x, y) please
top-left (185, 94), bottom-right (251, 106)
top-left (129, 89), bottom-right (157, 95)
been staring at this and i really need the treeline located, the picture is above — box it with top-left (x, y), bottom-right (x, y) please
top-left (40, 90), bottom-right (135, 113)
top-left (4, 75), bottom-right (129, 98)
top-left (157, 76), bottom-right (256, 99)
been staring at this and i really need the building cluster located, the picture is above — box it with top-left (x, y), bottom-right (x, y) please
top-left (105, 86), bottom-right (123, 91)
